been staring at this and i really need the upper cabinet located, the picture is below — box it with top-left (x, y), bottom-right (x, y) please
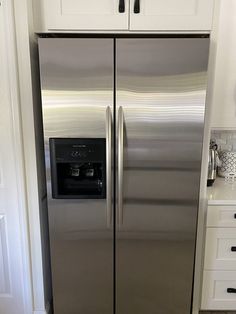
top-left (36, 0), bottom-right (214, 31)
top-left (43, 0), bottom-right (129, 31)
top-left (129, 0), bottom-right (214, 31)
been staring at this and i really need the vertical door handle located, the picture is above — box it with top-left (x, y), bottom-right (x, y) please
top-left (106, 106), bottom-right (112, 228)
top-left (134, 0), bottom-right (140, 13)
top-left (118, 106), bottom-right (124, 227)
top-left (119, 0), bottom-right (125, 13)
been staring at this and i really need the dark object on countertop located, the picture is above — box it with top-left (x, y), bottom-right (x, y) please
top-left (207, 140), bottom-right (220, 187)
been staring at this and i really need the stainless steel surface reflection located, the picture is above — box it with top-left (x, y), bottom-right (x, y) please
top-left (38, 36), bottom-right (210, 314)
top-left (38, 38), bottom-right (114, 314)
top-left (116, 38), bottom-right (209, 314)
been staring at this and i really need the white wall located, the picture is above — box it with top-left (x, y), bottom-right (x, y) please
top-left (210, 0), bottom-right (236, 129)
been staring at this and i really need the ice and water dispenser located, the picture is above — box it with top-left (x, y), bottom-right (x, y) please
top-left (49, 138), bottom-right (106, 199)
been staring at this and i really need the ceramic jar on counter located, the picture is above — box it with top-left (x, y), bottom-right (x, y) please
top-left (218, 151), bottom-right (236, 178)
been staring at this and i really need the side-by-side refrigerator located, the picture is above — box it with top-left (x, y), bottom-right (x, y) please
top-left (38, 36), bottom-right (210, 314)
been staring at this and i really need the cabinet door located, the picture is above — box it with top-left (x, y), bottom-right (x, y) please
top-left (204, 228), bottom-right (236, 270)
top-left (129, 0), bottom-right (214, 31)
top-left (44, 0), bottom-right (129, 30)
top-left (202, 271), bottom-right (236, 310)
top-left (207, 206), bottom-right (236, 228)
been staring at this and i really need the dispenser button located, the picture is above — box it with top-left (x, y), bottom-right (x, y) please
top-left (71, 151), bottom-right (87, 158)
top-left (71, 151), bottom-right (80, 157)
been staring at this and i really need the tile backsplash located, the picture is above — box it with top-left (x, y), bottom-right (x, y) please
top-left (211, 130), bottom-right (236, 152)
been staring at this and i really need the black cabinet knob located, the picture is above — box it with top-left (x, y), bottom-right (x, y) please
top-left (134, 0), bottom-right (140, 13)
top-left (227, 288), bottom-right (236, 293)
top-left (234, 213), bottom-right (236, 219)
top-left (119, 0), bottom-right (125, 13)
top-left (231, 246), bottom-right (236, 252)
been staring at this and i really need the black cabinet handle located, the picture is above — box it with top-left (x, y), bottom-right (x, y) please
top-left (227, 288), bottom-right (236, 293)
top-left (231, 246), bottom-right (236, 252)
top-left (119, 0), bottom-right (125, 13)
top-left (134, 0), bottom-right (140, 13)
top-left (234, 213), bottom-right (236, 219)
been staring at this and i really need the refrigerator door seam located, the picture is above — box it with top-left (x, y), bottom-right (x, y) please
top-left (106, 106), bottom-right (113, 228)
top-left (118, 106), bottom-right (124, 227)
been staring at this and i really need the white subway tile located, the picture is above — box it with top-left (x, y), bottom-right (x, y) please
top-left (220, 144), bottom-right (233, 151)
top-left (215, 138), bottom-right (227, 145)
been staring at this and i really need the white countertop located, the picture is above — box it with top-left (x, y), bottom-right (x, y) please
top-left (207, 177), bottom-right (236, 205)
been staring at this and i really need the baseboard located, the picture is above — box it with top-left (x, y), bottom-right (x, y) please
top-left (34, 303), bottom-right (51, 314)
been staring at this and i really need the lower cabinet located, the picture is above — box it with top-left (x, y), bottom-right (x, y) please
top-left (207, 206), bottom-right (236, 228)
top-left (204, 228), bottom-right (236, 270)
top-left (202, 271), bottom-right (236, 310)
top-left (201, 206), bottom-right (236, 310)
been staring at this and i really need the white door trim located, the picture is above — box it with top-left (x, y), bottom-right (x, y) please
top-left (1, 0), bottom-right (34, 313)
top-left (11, 0), bottom-right (48, 311)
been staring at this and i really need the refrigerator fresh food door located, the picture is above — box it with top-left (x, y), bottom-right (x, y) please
top-left (38, 38), bottom-right (114, 314)
top-left (116, 37), bottom-right (209, 314)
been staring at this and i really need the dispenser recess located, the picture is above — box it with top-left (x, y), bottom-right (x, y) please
top-left (49, 138), bottom-right (106, 199)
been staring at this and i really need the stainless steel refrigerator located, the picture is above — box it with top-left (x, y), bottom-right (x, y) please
top-left (38, 36), bottom-right (209, 314)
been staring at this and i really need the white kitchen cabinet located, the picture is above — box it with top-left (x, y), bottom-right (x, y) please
top-left (204, 228), bottom-right (236, 270)
top-left (129, 0), bottom-right (214, 31)
top-left (210, 0), bottom-right (236, 129)
top-left (202, 271), bottom-right (236, 310)
top-left (207, 205), bottom-right (236, 228)
top-left (202, 184), bottom-right (236, 311)
top-left (37, 0), bottom-right (214, 31)
top-left (43, 0), bottom-right (129, 30)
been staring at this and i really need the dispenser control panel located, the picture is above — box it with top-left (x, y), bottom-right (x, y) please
top-left (49, 138), bottom-right (106, 199)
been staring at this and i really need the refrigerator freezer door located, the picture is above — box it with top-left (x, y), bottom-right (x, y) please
top-left (38, 38), bottom-right (114, 314)
top-left (116, 38), bottom-right (209, 314)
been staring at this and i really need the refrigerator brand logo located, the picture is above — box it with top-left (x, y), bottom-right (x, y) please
top-left (72, 145), bottom-right (86, 148)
